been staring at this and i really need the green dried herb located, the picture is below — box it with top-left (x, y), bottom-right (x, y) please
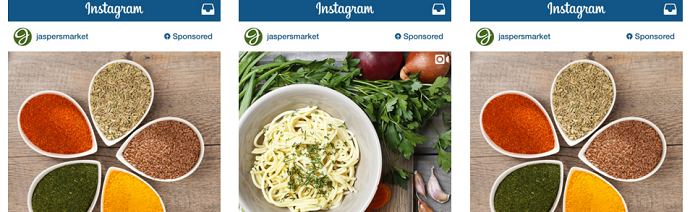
top-left (494, 163), bottom-right (560, 212)
top-left (552, 62), bottom-right (613, 140)
top-left (32, 163), bottom-right (99, 212)
top-left (90, 62), bottom-right (152, 140)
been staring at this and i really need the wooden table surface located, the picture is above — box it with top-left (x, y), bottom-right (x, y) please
top-left (253, 52), bottom-right (451, 212)
top-left (8, 52), bottom-right (221, 212)
top-left (470, 52), bottom-right (682, 211)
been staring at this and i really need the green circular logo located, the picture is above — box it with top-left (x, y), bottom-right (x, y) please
top-left (14, 28), bottom-right (32, 46)
top-left (476, 27), bottom-right (493, 46)
top-left (244, 28), bottom-right (262, 46)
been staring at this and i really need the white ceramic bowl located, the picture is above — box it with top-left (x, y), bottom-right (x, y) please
top-left (578, 117), bottom-right (666, 182)
top-left (480, 90), bottom-right (560, 158)
top-left (27, 160), bottom-right (102, 212)
top-left (101, 167), bottom-right (166, 212)
top-left (564, 167), bottom-right (628, 211)
top-left (489, 160), bottom-right (563, 212)
top-left (17, 90), bottom-right (98, 158)
top-left (88, 60), bottom-right (154, 146)
top-left (116, 117), bottom-right (205, 182)
top-left (238, 84), bottom-right (381, 212)
top-left (550, 59), bottom-right (616, 146)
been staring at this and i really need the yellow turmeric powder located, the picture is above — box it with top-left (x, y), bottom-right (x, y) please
top-left (565, 169), bottom-right (626, 212)
top-left (103, 170), bottom-right (164, 212)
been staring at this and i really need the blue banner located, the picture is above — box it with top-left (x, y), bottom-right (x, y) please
top-left (471, 1), bottom-right (682, 21)
top-left (9, 0), bottom-right (220, 21)
top-left (239, 0), bottom-right (451, 21)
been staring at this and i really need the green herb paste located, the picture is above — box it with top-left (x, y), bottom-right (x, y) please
top-left (32, 163), bottom-right (98, 212)
top-left (494, 163), bottom-right (560, 212)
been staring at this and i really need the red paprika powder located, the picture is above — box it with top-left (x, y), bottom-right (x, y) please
top-left (20, 94), bottom-right (93, 154)
top-left (481, 93), bottom-right (555, 154)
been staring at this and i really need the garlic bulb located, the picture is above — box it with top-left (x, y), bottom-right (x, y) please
top-left (428, 166), bottom-right (450, 203)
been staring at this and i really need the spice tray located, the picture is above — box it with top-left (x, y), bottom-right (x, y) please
top-left (116, 117), bottom-right (205, 182)
top-left (27, 160), bottom-right (102, 212)
top-left (480, 90), bottom-right (560, 158)
top-left (489, 160), bottom-right (563, 212)
top-left (102, 167), bottom-right (166, 212)
top-left (564, 167), bottom-right (628, 211)
top-left (550, 59), bottom-right (616, 146)
top-left (578, 117), bottom-right (667, 182)
top-left (88, 59), bottom-right (154, 146)
top-left (18, 90), bottom-right (98, 158)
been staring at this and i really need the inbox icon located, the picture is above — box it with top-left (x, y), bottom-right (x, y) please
top-left (664, 3), bottom-right (676, 15)
top-left (202, 3), bottom-right (215, 15)
top-left (432, 3), bottom-right (445, 15)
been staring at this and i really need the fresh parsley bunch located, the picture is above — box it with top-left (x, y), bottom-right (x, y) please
top-left (240, 52), bottom-right (451, 189)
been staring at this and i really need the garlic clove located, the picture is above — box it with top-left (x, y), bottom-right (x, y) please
top-left (428, 166), bottom-right (450, 203)
top-left (418, 196), bottom-right (436, 212)
top-left (414, 170), bottom-right (427, 198)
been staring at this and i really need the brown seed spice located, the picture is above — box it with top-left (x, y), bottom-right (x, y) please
top-left (584, 120), bottom-right (663, 179)
top-left (552, 62), bottom-right (614, 141)
top-left (123, 120), bottom-right (201, 179)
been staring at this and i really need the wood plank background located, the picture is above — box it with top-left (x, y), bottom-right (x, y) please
top-left (470, 52), bottom-right (682, 211)
top-left (253, 52), bottom-right (452, 212)
top-left (8, 52), bottom-right (221, 212)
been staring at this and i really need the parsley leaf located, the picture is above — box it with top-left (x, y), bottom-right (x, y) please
top-left (400, 130), bottom-right (428, 158)
top-left (437, 148), bottom-right (452, 172)
top-left (385, 96), bottom-right (398, 112)
top-left (392, 170), bottom-right (408, 189)
top-left (438, 131), bottom-right (451, 149)
top-left (410, 81), bottom-right (423, 92)
top-left (428, 77), bottom-right (449, 95)
top-left (442, 113), bottom-right (451, 130)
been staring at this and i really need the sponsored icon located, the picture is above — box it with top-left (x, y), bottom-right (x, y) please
top-left (164, 33), bottom-right (171, 40)
top-left (476, 27), bottom-right (494, 46)
top-left (245, 28), bottom-right (262, 46)
top-left (626, 33), bottom-right (633, 40)
top-left (14, 28), bottom-right (32, 46)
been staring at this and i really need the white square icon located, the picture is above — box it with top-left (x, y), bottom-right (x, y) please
top-left (202, 3), bottom-right (215, 15)
top-left (432, 3), bottom-right (445, 15)
top-left (664, 3), bottom-right (677, 15)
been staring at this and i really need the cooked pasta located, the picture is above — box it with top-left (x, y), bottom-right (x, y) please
top-left (251, 106), bottom-right (360, 212)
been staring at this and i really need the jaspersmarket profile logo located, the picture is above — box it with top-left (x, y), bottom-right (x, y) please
top-left (14, 28), bottom-right (32, 46)
top-left (245, 28), bottom-right (262, 46)
top-left (476, 27), bottom-right (493, 46)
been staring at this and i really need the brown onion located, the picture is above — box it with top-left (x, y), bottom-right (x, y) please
top-left (400, 52), bottom-right (451, 83)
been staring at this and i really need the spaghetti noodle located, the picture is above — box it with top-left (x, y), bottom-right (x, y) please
top-left (251, 106), bottom-right (360, 212)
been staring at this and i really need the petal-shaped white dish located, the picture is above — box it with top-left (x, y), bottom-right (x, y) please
top-left (564, 167), bottom-right (628, 211)
top-left (116, 117), bottom-right (205, 182)
top-left (88, 60), bottom-right (154, 146)
top-left (480, 90), bottom-right (560, 158)
top-left (27, 160), bottom-right (102, 212)
top-left (578, 117), bottom-right (666, 182)
top-left (490, 160), bottom-right (564, 212)
top-left (101, 167), bottom-right (166, 212)
top-left (550, 59), bottom-right (616, 146)
top-left (18, 90), bottom-right (98, 158)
